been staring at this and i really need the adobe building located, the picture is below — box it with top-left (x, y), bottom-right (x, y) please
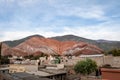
top-left (101, 68), bottom-right (120, 80)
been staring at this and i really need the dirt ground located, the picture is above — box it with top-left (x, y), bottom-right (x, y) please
top-left (81, 76), bottom-right (102, 80)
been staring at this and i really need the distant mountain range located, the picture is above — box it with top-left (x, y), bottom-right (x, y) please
top-left (51, 35), bottom-right (120, 51)
top-left (1, 34), bottom-right (120, 56)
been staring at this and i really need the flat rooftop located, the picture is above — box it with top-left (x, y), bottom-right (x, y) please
top-left (27, 69), bottom-right (67, 77)
top-left (0, 67), bottom-right (9, 70)
top-left (10, 72), bottom-right (53, 80)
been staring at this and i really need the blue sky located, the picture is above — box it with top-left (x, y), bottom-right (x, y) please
top-left (0, 0), bottom-right (120, 41)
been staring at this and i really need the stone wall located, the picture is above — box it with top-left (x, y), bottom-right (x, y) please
top-left (63, 56), bottom-right (120, 67)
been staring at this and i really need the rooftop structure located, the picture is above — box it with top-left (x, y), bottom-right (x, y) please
top-left (9, 64), bottom-right (67, 80)
top-left (0, 67), bottom-right (9, 74)
top-left (28, 69), bottom-right (67, 80)
top-left (0, 72), bottom-right (53, 80)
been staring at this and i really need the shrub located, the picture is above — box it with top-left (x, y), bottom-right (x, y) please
top-left (74, 58), bottom-right (97, 75)
top-left (1, 56), bottom-right (10, 64)
top-left (108, 49), bottom-right (120, 56)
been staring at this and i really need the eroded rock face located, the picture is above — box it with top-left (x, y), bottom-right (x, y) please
top-left (63, 42), bottom-right (103, 56)
top-left (2, 36), bottom-right (103, 56)
top-left (1, 43), bottom-right (11, 56)
top-left (1, 43), bottom-right (27, 56)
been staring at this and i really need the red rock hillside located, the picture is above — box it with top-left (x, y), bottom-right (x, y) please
top-left (1, 36), bottom-right (104, 56)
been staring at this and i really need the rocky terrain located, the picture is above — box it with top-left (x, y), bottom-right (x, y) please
top-left (1, 35), bottom-right (106, 56)
top-left (51, 35), bottom-right (120, 52)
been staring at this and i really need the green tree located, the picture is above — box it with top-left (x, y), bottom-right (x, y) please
top-left (24, 53), bottom-right (47, 60)
top-left (74, 58), bottom-right (97, 75)
top-left (54, 56), bottom-right (61, 64)
top-left (1, 56), bottom-right (10, 64)
top-left (24, 55), bottom-right (34, 59)
top-left (108, 49), bottom-right (120, 56)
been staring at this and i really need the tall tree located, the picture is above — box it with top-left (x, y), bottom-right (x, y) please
top-left (108, 49), bottom-right (120, 56)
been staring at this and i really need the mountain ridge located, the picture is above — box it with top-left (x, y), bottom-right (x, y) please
top-left (1, 34), bottom-right (106, 56)
top-left (1, 34), bottom-right (120, 56)
top-left (51, 35), bottom-right (120, 51)
top-left (3, 35), bottom-right (44, 47)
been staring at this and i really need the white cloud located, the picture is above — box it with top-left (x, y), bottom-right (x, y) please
top-left (80, 7), bottom-right (105, 20)
top-left (0, 0), bottom-right (120, 42)
top-left (48, 0), bottom-right (106, 20)
top-left (1, 23), bottom-right (120, 42)
top-left (16, 0), bottom-right (41, 8)
top-left (0, 31), bottom-right (35, 41)
top-left (0, 0), bottom-right (15, 3)
top-left (56, 6), bottom-right (106, 20)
